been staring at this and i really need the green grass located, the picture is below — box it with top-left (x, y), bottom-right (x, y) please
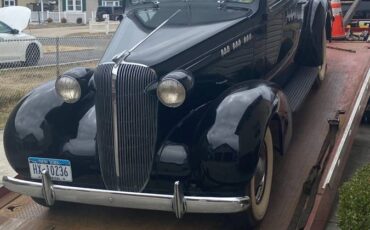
top-left (338, 163), bottom-right (370, 230)
top-left (0, 61), bottom-right (97, 128)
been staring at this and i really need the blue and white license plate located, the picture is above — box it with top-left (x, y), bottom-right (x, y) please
top-left (28, 157), bottom-right (73, 182)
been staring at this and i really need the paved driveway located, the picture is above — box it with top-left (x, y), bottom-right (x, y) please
top-left (0, 130), bottom-right (16, 186)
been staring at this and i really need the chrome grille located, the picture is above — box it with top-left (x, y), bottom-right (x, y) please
top-left (95, 63), bottom-right (158, 192)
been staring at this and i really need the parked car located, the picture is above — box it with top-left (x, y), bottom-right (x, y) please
top-left (0, 6), bottom-right (42, 66)
top-left (3, 0), bottom-right (331, 227)
top-left (96, 6), bottom-right (124, 21)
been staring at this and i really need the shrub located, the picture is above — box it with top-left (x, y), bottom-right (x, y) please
top-left (76, 17), bottom-right (83, 24)
top-left (61, 18), bottom-right (67, 23)
top-left (47, 17), bottom-right (53, 23)
top-left (338, 163), bottom-right (370, 230)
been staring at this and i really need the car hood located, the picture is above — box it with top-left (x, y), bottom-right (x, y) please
top-left (0, 6), bottom-right (31, 32)
top-left (101, 2), bottom-right (256, 67)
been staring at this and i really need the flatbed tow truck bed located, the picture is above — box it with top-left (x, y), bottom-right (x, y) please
top-left (0, 42), bottom-right (369, 230)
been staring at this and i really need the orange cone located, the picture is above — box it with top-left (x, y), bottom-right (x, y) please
top-left (331, 0), bottom-right (346, 40)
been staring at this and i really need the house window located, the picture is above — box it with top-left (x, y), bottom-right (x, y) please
top-left (66, 0), bottom-right (83, 11)
top-left (4, 0), bottom-right (16, 6)
top-left (103, 1), bottom-right (121, 6)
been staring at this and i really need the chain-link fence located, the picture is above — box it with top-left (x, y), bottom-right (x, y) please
top-left (0, 35), bottom-right (112, 128)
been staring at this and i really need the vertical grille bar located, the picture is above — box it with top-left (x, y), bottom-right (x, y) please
top-left (116, 65), bottom-right (158, 192)
top-left (95, 64), bottom-right (116, 189)
top-left (95, 63), bottom-right (158, 192)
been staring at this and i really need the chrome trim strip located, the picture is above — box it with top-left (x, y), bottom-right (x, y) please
top-left (120, 61), bottom-right (149, 68)
top-left (101, 61), bottom-right (149, 68)
top-left (112, 65), bottom-right (120, 178)
top-left (3, 176), bottom-right (250, 218)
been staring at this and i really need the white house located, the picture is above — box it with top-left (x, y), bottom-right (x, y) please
top-left (1, 0), bottom-right (124, 23)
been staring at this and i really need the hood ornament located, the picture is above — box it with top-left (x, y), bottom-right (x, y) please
top-left (112, 50), bottom-right (131, 65)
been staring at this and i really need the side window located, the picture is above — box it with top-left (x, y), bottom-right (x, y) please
top-left (0, 22), bottom-right (12, 34)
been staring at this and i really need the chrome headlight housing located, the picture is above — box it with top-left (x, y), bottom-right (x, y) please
top-left (157, 78), bottom-right (186, 108)
top-left (55, 75), bottom-right (81, 104)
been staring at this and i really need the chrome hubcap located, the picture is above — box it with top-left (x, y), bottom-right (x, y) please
top-left (254, 143), bottom-right (267, 204)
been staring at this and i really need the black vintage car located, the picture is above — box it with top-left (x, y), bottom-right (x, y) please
top-left (3, 0), bottom-right (332, 227)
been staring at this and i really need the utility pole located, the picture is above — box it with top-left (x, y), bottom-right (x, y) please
top-left (40, 0), bottom-right (44, 22)
top-left (58, 0), bottom-right (61, 22)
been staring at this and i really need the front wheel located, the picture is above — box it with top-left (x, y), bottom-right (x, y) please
top-left (232, 128), bottom-right (274, 228)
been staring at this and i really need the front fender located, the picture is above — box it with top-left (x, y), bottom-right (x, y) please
top-left (196, 81), bottom-right (291, 185)
top-left (4, 77), bottom-right (101, 187)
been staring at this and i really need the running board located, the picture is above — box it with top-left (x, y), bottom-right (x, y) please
top-left (283, 66), bottom-right (319, 112)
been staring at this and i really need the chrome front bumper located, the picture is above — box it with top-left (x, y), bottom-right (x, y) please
top-left (2, 171), bottom-right (250, 218)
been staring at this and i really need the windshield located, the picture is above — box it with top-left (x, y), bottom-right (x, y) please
top-left (0, 21), bottom-right (12, 33)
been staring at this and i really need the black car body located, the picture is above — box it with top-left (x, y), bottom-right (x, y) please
top-left (3, 0), bottom-right (332, 225)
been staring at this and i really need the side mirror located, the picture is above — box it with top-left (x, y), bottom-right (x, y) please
top-left (11, 29), bottom-right (19, 35)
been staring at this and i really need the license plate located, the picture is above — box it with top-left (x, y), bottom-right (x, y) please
top-left (28, 157), bottom-right (73, 182)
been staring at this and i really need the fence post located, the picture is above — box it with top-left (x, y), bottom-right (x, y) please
top-left (56, 37), bottom-right (60, 77)
top-left (106, 18), bottom-right (109, 35)
top-left (84, 12), bottom-right (87, 24)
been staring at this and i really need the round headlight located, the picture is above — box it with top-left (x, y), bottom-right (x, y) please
top-left (55, 76), bottom-right (81, 104)
top-left (157, 78), bottom-right (186, 108)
